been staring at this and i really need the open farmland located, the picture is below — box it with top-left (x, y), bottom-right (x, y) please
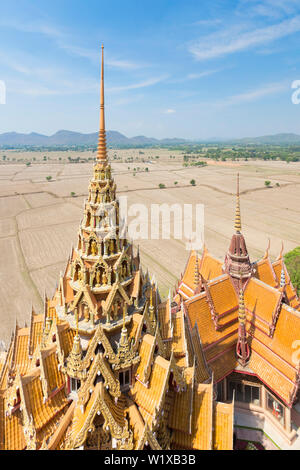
top-left (0, 147), bottom-right (299, 344)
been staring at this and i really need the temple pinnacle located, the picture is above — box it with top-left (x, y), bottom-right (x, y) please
top-left (97, 44), bottom-right (108, 162)
top-left (238, 289), bottom-right (246, 325)
top-left (234, 173), bottom-right (242, 233)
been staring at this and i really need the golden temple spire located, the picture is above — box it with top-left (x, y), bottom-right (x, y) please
top-left (97, 44), bottom-right (108, 162)
top-left (234, 173), bottom-right (241, 233)
top-left (122, 303), bottom-right (127, 330)
top-left (71, 307), bottom-right (82, 356)
top-left (75, 307), bottom-right (79, 336)
top-left (236, 288), bottom-right (250, 367)
top-left (238, 289), bottom-right (246, 325)
top-left (150, 284), bottom-right (153, 309)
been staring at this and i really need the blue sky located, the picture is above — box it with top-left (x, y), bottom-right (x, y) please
top-left (1, 0), bottom-right (300, 139)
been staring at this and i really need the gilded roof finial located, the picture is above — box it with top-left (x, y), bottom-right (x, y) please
top-left (236, 288), bottom-right (250, 366)
top-left (234, 173), bottom-right (242, 233)
top-left (75, 307), bottom-right (79, 336)
top-left (123, 303), bottom-right (127, 330)
top-left (97, 44), bottom-right (107, 162)
top-left (280, 264), bottom-right (286, 288)
top-left (194, 252), bottom-right (200, 289)
top-left (238, 289), bottom-right (246, 325)
top-left (71, 307), bottom-right (82, 357)
top-left (150, 284), bottom-right (153, 309)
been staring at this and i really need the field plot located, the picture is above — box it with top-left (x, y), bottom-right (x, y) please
top-left (0, 149), bottom-right (299, 344)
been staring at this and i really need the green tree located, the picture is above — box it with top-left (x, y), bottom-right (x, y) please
top-left (264, 180), bottom-right (271, 187)
top-left (190, 179), bottom-right (196, 186)
top-left (285, 247), bottom-right (300, 294)
top-left (159, 183), bottom-right (166, 189)
top-left (46, 176), bottom-right (52, 182)
top-left (70, 192), bottom-right (76, 197)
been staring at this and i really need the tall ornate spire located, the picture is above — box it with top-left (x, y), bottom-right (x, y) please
top-left (64, 307), bottom-right (84, 380)
top-left (236, 289), bottom-right (250, 367)
top-left (234, 173), bottom-right (241, 233)
top-left (114, 303), bottom-right (139, 371)
top-left (224, 173), bottom-right (252, 291)
top-left (97, 44), bottom-right (108, 163)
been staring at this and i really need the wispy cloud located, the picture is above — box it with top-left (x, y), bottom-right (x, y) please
top-left (107, 75), bottom-right (168, 93)
top-left (236, 0), bottom-right (300, 20)
top-left (9, 77), bottom-right (98, 97)
top-left (0, 19), bottom-right (64, 39)
top-left (163, 109), bottom-right (176, 114)
top-left (168, 68), bottom-right (222, 84)
top-left (193, 19), bottom-right (222, 27)
top-left (189, 15), bottom-right (300, 60)
top-left (0, 18), bottom-right (146, 70)
top-left (214, 81), bottom-right (287, 107)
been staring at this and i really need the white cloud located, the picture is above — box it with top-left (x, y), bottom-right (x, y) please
top-left (189, 15), bottom-right (300, 60)
top-left (236, 0), bottom-right (300, 20)
top-left (0, 18), bottom-right (145, 71)
top-left (163, 109), bottom-right (176, 114)
top-left (107, 75), bottom-right (168, 93)
top-left (214, 81), bottom-right (287, 107)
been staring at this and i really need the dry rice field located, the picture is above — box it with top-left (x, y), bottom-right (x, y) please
top-left (0, 147), bottom-right (299, 345)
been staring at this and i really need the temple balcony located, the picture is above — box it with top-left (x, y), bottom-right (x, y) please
top-left (68, 276), bottom-right (133, 294)
top-left (79, 250), bottom-right (121, 261)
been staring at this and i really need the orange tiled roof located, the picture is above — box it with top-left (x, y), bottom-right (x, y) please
top-left (22, 374), bottom-right (68, 431)
top-left (157, 301), bottom-right (172, 340)
top-left (168, 367), bottom-right (193, 433)
top-left (130, 355), bottom-right (170, 424)
top-left (128, 313), bottom-right (143, 344)
top-left (248, 351), bottom-right (294, 405)
top-left (59, 325), bottom-right (75, 358)
top-left (200, 250), bottom-right (223, 281)
top-left (42, 348), bottom-right (65, 392)
top-left (254, 257), bottom-right (277, 288)
top-left (244, 277), bottom-right (282, 335)
top-left (29, 315), bottom-right (44, 356)
top-left (14, 327), bottom-right (30, 375)
top-left (179, 249), bottom-right (223, 300)
top-left (171, 382), bottom-right (213, 450)
top-left (71, 382), bottom-right (125, 445)
top-left (136, 334), bottom-right (155, 381)
top-left (207, 274), bottom-right (238, 317)
top-left (213, 401), bottom-right (234, 450)
top-left (172, 311), bottom-right (185, 358)
top-left (4, 408), bottom-right (26, 450)
top-left (190, 325), bottom-right (210, 383)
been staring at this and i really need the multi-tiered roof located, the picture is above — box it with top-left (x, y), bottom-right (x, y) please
top-left (175, 177), bottom-right (300, 407)
top-left (0, 46), bottom-right (234, 451)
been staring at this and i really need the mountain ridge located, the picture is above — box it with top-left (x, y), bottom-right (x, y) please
top-left (0, 130), bottom-right (300, 146)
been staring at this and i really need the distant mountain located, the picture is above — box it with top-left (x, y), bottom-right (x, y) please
top-left (0, 130), bottom-right (186, 147)
top-left (1, 130), bottom-right (300, 147)
top-left (235, 133), bottom-right (300, 145)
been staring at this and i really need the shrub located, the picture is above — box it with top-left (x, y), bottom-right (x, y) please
top-left (264, 180), bottom-right (271, 187)
top-left (46, 176), bottom-right (52, 181)
top-left (190, 179), bottom-right (196, 186)
top-left (285, 247), bottom-right (300, 294)
top-left (159, 183), bottom-right (166, 189)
